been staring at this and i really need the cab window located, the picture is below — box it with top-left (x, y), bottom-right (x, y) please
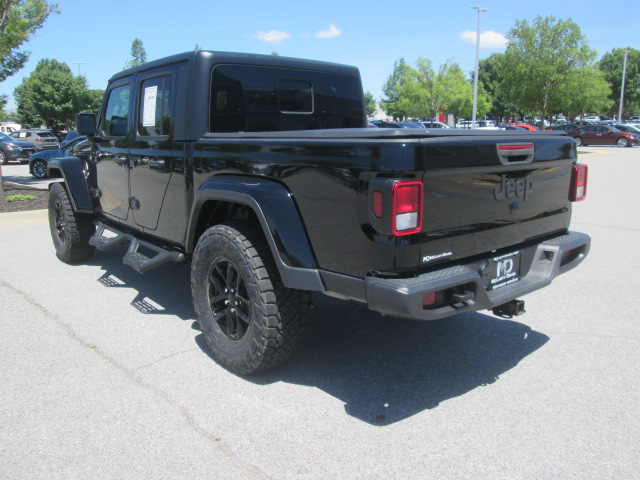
top-left (138, 75), bottom-right (173, 137)
top-left (101, 84), bottom-right (131, 137)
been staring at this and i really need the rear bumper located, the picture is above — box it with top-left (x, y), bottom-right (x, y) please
top-left (365, 231), bottom-right (590, 320)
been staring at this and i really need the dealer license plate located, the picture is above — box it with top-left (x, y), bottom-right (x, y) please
top-left (486, 251), bottom-right (521, 291)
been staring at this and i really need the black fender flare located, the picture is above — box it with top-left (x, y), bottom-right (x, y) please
top-left (47, 157), bottom-right (94, 213)
top-left (186, 176), bottom-right (324, 292)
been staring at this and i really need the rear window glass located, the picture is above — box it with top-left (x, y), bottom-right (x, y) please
top-left (37, 132), bottom-right (56, 138)
top-left (210, 64), bottom-right (363, 132)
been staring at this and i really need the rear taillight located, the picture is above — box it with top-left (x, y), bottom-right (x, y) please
top-left (392, 181), bottom-right (423, 235)
top-left (570, 164), bottom-right (588, 202)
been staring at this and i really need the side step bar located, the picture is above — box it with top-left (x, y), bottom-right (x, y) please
top-left (89, 221), bottom-right (186, 273)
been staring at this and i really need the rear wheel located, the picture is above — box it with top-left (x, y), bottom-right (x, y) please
top-left (617, 137), bottom-right (629, 147)
top-left (574, 137), bottom-right (583, 147)
top-left (48, 183), bottom-right (95, 263)
top-left (191, 221), bottom-right (309, 375)
top-left (32, 159), bottom-right (47, 178)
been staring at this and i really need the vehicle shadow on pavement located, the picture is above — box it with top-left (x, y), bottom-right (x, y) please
top-left (90, 248), bottom-right (195, 321)
top-left (243, 293), bottom-right (549, 426)
top-left (89, 252), bottom-right (548, 426)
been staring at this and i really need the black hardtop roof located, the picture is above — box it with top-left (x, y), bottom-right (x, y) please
top-left (110, 50), bottom-right (361, 83)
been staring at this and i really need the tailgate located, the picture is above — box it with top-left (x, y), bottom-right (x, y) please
top-left (418, 134), bottom-right (577, 268)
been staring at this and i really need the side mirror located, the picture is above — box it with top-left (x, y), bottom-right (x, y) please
top-left (76, 112), bottom-right (97, 136)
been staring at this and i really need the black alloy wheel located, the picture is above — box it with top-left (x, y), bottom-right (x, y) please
top-left (32, 159), bottom-right (48, 178)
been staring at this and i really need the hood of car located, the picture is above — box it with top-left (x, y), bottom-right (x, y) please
top-left (31, 148), bottom-right (64, 160)
top-left (2, 139), bottom-right (34, 149)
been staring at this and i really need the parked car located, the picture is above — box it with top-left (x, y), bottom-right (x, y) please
top-left (545, 124), bottom-right (579, 132)
top-left (566, 125), bottom-right (640, 147)
top-left (512, 124), bottom-right (540, 131)
top-left (499, 125), bottom-right (527, 130)
top-left (28, 136), bottom-right (89, 179)
top-left (9, 129), bottom-right (60, 151)
top-left (371, 121), bottom-right (424, 128)
top-left (0, 132), bottom-right (36, 164)
top-left (59, 130), bottom-right (82, 148)
top-left (612, 124), bottom-right (640, 135)
top-left (420, 121), bottom-right (451, 129)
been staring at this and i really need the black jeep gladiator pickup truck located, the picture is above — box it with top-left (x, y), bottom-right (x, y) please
top-left (47, 50), bottom-right (590, 374)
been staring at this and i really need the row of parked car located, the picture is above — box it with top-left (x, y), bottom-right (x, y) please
top-left (1, 119), bottom-right (637, 179)
top-left (0, 128), bottom-right (89, 178)
top-left (546, 122), bottom-right (640, 147)
top-left (370, 119), bottom-right (640, 147)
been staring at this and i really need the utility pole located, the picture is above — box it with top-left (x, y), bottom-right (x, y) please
top-left (618, 49), bottom-right (629, 121)
top-left (72, 62), bottom-right (86, 76)
top-left (471, 6), bottom-right (488, 129)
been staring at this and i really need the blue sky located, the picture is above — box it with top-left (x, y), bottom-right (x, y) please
top-left (1, 0), bottom-right (638, 111)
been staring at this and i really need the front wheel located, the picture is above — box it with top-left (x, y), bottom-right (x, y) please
top-left (574, 137), bottom-right (583, 147)
top-left (617, 137), bottom-right (629, 147)
top-left (32, 159), bottom-right (48, 178)
top-left (0, 150), bottom-right (7, 164)
top-left (48, 183), bottom-right (95, 263)
top-left (191, 221), bottom-right (309, 375)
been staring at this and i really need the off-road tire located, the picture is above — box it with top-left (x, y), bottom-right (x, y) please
top-left (191, 221), bottom-right (310, 375)
top-left (48, 183), bottom-right (95, 263)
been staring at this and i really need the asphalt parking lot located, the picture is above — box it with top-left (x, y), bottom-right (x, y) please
top-left (1, 146), bottom-right (639, 479)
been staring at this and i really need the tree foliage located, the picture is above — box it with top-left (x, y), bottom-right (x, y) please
top-left (599, 48), bottom-right (640, 118)
top-left (381, 57), bottom-right (488, 122)
top-left (124, 38), bottom-right (147, 69)
top-left (363, 91), bottom-right (376, 117)
top-left (381, 58), bottom-right (411, 120)
top-left (500, 15), bottom-right (602, 122)
top-left (0, 0), bottom-right (59, 81)
top-left (13, 58), bottom-right (103, 130)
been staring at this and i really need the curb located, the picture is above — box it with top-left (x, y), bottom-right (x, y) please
top-left (0, 209), bottom-right (48, 228)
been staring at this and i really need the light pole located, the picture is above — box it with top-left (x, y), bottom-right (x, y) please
top-left (618, 49), bottom-right (629, 121)
top-left (471, 5), bottom-right (488, 129)
top-left (72, 62), bottom-right (85, 76)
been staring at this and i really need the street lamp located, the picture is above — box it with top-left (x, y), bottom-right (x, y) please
top-left (618, 49), bottom-right (629, 121)
top-left (471, 5), bottom-right (488, 129)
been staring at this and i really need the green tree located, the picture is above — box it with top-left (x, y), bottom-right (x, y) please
top-left (384, 57), bottom-right (489, 123)
top-left (13, 58), bottom-right (102, 130)
top-left (560, 68), bottom-right (612, 121)
top-left (500, 15), bottom-right (598, 124)
top-left (478, 54), bottom-right (518, 123)
top-left (124, 38), bottom-right (147, 69)
top-left (0, 0), bottom-right (59, 82)
top-left (381, 58), bottom-right (411, 120)
top-left (599, 48), bottom-right (640, 119)
top-left (364, 91), bottom-right (377, 118)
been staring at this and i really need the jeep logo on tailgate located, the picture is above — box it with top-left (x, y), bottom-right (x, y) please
top-left (493, 174), bottom-right (533, 201)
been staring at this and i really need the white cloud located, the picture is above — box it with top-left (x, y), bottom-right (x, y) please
top-left (253, 30), bottom-right (292, 44)
top-left (460, 30), bottom-right (508, 49)
top-left (315, 24), bottom-right (342, 39)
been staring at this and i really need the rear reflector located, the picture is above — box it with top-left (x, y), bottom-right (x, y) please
top-left (423, 292), bottom-right (437, 307)
top-left (392, 181), bottom-right (423, 235)
top-left (373, 191), bottom-right (383, 218)
top-left (570, 164), bottom-right (588, 202)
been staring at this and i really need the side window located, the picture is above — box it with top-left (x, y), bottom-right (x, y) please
top-left (138, 75), bottom-right (173, 137)
top-left (101, 84), bottom-right (131, 137)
